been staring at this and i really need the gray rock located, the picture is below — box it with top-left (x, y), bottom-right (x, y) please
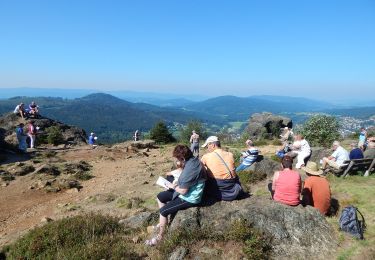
top-left (169, 197), bottom-right (337, 259)
top-left (246, 113), bottom-right (292, 140)
top-left (130, 140), bottom-right (157, 149)
top-left (169, 247), bottom-right (188, 260)
top-left (253, 156), bottom-right (281, 178)
top-left (119, 211), bottom-right (158, 228)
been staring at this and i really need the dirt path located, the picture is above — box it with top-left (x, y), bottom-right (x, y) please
top-left (0, 144), bottom-right (173, 247)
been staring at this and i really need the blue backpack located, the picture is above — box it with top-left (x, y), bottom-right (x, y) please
top-left (339, 206), bottom-right (366, 240)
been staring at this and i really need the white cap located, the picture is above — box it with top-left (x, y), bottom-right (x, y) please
top-left (202, 136), bottom-right (219, 148)
top-left (90, 132), bottom-right (94, 136)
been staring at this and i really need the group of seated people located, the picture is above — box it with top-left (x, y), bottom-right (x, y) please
top-left (13, 101), bottom-right (40, 119)
top-left (270, 156), bottom-right (331, 216)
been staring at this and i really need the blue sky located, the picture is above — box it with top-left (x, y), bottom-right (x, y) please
top-left (0, 0), bottom-right (374, 99)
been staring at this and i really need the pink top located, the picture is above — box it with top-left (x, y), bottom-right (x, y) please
top-left (273, 169), bottom-right (301, 206)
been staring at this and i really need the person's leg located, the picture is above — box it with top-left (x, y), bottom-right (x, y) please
top-left (296, 152), bottom-right (308, 169)
top-left (157, 190), bottom-right (174, 209)
top-left (322, 157), bottom-right (329, 169)
top-left (236, 163), bottom-right (249, 173)
top-left (327, 160), bottom-right (340, 170)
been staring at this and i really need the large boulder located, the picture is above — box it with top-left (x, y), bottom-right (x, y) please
top-left (170, 197), bottom-right (337, 259)
top-left (246, 112), bottom-right (292, 140)
top-left (0, 113), bottom-right (87, 150)
top-left (253, 155), bottom-right (281, 177)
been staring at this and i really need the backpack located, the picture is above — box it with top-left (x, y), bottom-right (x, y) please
top-left (339, 206), bottom-right (366, 239)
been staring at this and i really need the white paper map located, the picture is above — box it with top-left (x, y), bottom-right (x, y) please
top-left (156, 176), bottom-right (172, 189)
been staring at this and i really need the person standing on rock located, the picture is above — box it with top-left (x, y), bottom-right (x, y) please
top-left (88, 132), bottom-right (98, 147)
top-left (189, 130), bottom-right (200, 156)
top-left (358, 127), bottom-right (367, 149)
top-left (270, 155), bottom-right (301, 206)
top-left (27, 120), bottom-right (37, 149)
top-left (145, 144), bottom-right (206, 246)
top-left (236, 139), bottom-right (259, 172)
top-left (301, 162), bottom-right (331, 215)
top-left (201, 136), bottom-right (243, 201)
top-left (134, 130), bottom-right (140, 141)
top-left (16, 123), bottom-right (27, 152)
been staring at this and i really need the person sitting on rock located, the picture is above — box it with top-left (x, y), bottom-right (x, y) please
top-left (145, 144), bottom-right (206, 246)
top-left (13, 102), bottom-right (27, 119)
top-left (349, 142), bottom-right (364, 160)
top-left (301, 161), bottom-right (331, 215)
top-left (16, 123), bottom-right (27, 152)
top-left (236, 139), bottom-right (259, 172)
top-left (28, 101), bottom-right (40, 118)
top-left (291, 134), bottom-right (311, 169)
top-left (270, 156), bottom-right (301, 206)
top-left (280, 127), bottom-right (293, 143)
top-left (321, 141), bottom-right (349, 170)
top-left (201, 136), bottom-right (243, 201)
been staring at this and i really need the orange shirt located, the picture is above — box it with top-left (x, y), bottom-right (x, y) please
top-left (303, 176), bottom-right (331, 215)
top-left (201, 149), bottom-right (236, 180)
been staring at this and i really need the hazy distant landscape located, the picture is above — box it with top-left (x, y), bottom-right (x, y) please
top-left (1, 89), bottom-right (374, 143)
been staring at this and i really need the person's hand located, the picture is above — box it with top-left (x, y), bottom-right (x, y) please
top-left (168, 183), bottom-right (177, 189)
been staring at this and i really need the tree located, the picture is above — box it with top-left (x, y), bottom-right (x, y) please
top-left (150, 121), bottom-right (175, 144)
top-left (46, 126), bottom-right (64, 145)
top-left (179, 120), bottom-right (207, 143)
top-left (299, 115), bottom-right (340, 147)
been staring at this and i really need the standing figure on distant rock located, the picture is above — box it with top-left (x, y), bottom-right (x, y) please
top-left (88, 132), bottom-right (97, 147)
top-left (349, 142), bottom-right (364, 160)
top-left (134, 130), bottom-right (140, 141)
top-left (321, 141), bottom-right (349, 170)
top-left (201, 136), bottom-right (243, 201)
top-left (16, 123), bottom-right (27, 152)
top-left (292, 134), bottom-right (311, 169)
top-left (236, 139), bottom-right (259, 172)
top-left (145, 144), bottom-right (206, 246)
top-left (280, 127), bottom-right (293, 143)
top-left (301, 162), bottom-right (331, 215)
top-left (13, 102), bottom-right (27, 119)
top-left (358, 127), bottom-right (367, 149)
top-left (270, 156), bottom-right (301, 206)
top-left (28, 101), bottom-right (40, 118)
top-left (189, 130), bottom-right (200, 156)
top-left (27, 120), bottom-right (37, 149)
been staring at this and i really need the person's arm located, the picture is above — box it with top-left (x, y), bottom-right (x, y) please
top-left (167, 182), bottom-right (188, 194)
top-left (272, 171), bottom-right (279, 191)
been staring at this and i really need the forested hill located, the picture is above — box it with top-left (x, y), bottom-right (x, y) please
top-left (180, 95), bottom-right (334, 121)
top-left (0, 93), bottom-right (223, 143)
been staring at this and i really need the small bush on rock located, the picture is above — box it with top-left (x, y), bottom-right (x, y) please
top-left (46, 126), bottom-right (64, 146)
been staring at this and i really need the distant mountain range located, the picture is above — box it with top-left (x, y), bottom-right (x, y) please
top-left (1, 93), bottom-right (374, 143)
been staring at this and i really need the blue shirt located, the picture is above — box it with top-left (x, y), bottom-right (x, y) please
top-left (349, 148), bottom-right (364, 160)
top-left (88, 135), bottom-right (95, 145)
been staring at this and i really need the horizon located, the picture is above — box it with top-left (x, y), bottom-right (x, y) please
top-left (0, 1), bottom-right (374, 99)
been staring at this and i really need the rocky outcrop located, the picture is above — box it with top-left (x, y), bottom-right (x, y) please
top-left (246, 112), bottom-right (292, 140)
top-left (169, 197), bottom-right (337, 259)
top-left (0, 113), bottom-right (87, 150)
top-left (253, 155), bottom-right (281, 177)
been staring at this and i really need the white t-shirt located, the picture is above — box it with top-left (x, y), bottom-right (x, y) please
top-left (293, 139), bottom-right (311, 154)
top-left (14, 105), bottom-right (21, 113)
top-left (331, 146), bottom-right (349, 165)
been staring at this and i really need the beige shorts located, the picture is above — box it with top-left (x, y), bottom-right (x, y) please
top-left (326, 159), bottom-right (340, 170)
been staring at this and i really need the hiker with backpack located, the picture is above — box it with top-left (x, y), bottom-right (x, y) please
top-left (27, 121), bottom-right (37, 149)
top-left (301, 162), bottom-right (331, 215)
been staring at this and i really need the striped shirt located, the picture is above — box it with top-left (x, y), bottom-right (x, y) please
top-left (242, 147), bottom-right (259, 165)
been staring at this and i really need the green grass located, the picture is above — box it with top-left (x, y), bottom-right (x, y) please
top-left (326, 175), bottom-right (375, 259)
top-left (1, 214), bottom-right (140, 259)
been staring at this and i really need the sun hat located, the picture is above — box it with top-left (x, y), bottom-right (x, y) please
top-left (201, 136), bottom-right (219, 148)
top-left (302, 161), bottom-right (323, 176)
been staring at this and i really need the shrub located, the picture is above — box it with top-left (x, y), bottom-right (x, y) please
top-left (46, 126), bottom-right (64, 146)
top-left (238, 170), bottom-right (267, 186)
top-left (150, 121), bottom-right (175, 144)
top-left (253, 139), bottom-right (268, 146)
top-left (299, 114), bottom-right (340, 147)
top-left (178, 120), bottom-right (207, 143)
top-left (2, 214), bottom-right (139, 259)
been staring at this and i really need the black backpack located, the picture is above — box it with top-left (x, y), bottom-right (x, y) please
top-left (339, 206), bottom-right (366, 239)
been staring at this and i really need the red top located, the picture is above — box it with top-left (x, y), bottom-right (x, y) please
top-left (303, 176), bottom-right (331, 215)
top-left (274, 169), bottom-right (301, 206)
